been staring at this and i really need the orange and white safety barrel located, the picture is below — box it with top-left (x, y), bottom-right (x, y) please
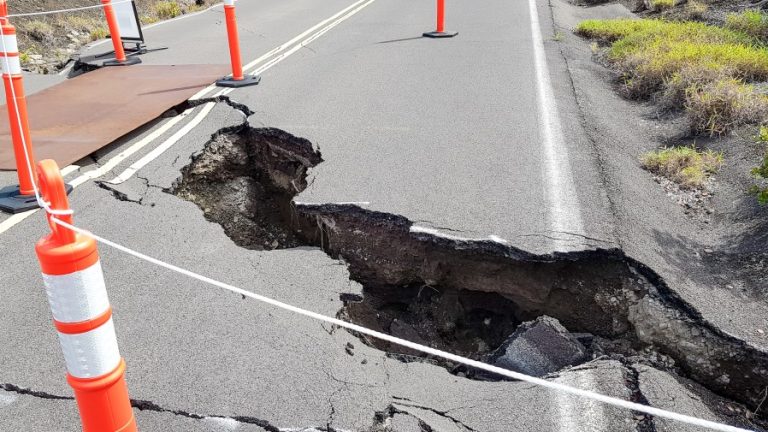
top-left (216, 0), bottom-right (260, 88)
top-left (100, 0), bottom-right (140, 66)
top-left (423, 0), bottom-right (458, 38)
top-left (0, 18), bottom-right (41, 213)
top-left (34, 159), bottom-right (137, 432)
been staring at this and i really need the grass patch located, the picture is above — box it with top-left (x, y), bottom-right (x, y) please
top-left (683, 0), bottom-right (708, 21)
top-left (141, 14), bottom-right (160, 25)
top-left (25, 20), bottom-right (54, 43)
top-left (576, 18), bottom-right (768, 134)
top-left (89, 27), bottom-right (109, 41)
top-left (153, 1), bottom-right (182, 20)
top-left (575, 18), bottom-right (750, 45)
top-left (752, 154), bottom-right (768, 204)
top-left (651, 0), bottom-right (675, 11)
top-left (726, 10), bottom-right (768, 41)
top-left (685, 79), bottom-right (768, 135)
top-left (64, 15), bottom-right (100, 34)
top-left (752, 127), bottom-right (768, 204)
top-left (641, 146), bottom-right (723, 188)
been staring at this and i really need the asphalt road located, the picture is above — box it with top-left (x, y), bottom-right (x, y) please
top-left (0, 0), bottom-right (755, 431)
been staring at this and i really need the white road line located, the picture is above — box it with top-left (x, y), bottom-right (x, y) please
top-left (69, 112), bottom-right (193, 188)
top-left (528, 0), bottom-right (585, 250)
top-left (107, 97), bottom-right (221, 184)
top-left (0, 165), bottom-right (80, 235)
top-left (0, 211), bottom-right (34, 234)
top-left (107, 0), bottom-right (377, 186)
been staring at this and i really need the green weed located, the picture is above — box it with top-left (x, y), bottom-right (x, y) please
top-left (153, 1), bottom-right (182, 20)
top-left (685, 79), bottom-right (768, 135)
top-left (726, 10), bottom-right (768, 40)
top-left (651, 0), bottom-right (675, 11)
top-left (641, 146), bottom-right (723, 188)
top-left (89, 27), bottom-right (109, 41)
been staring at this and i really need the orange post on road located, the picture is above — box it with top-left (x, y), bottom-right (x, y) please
top-left (423, 0), bottom-right (457, 38)
top-left (217, 0), bottom-right (260, 87)
top-left (35, 159), bottom-right (137, 432)
top-left (0, 19), bottom-right (42, 213)
top-left (101, 0), bottom-right (140, 66)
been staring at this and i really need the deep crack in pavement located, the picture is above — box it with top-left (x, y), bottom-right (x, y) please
top-left (170, 124), bottom-right (768, 419)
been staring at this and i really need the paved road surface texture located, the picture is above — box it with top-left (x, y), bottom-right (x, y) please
top-left (0, 0), bottom-right (760, 431)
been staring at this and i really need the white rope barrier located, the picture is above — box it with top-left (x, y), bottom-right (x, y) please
top-left (48, 216), bottom-right (755, 432)
top-left (7, 0), bottom-right (134, 18)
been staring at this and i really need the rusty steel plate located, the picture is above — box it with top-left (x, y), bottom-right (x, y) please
top-left (0, 64), bottom-right (230, 170)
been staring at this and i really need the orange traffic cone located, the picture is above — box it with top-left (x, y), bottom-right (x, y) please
top-left (35, 159), bottom-right (137, 432)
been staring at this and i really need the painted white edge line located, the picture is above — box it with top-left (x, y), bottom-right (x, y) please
top-left (106, 96), bottom-right (222, 184)
top-left (527, 0), bottom-right (585, 250)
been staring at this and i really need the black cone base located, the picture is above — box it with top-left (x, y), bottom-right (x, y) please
top-left (103, 56), bottom-right (142, 67)
top-left (0, 183), bottom-right (73, 214)
top-left (216, 75), bottom-right (261, 88)
top-left (423, 31), bottom-right (458, 38)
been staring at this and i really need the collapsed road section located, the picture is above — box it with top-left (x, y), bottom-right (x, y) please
top-left (172, 125), bottom-right (768, 417)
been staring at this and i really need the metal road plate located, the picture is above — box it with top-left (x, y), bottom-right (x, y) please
top-left (0, 64), bottom-right (230, 170)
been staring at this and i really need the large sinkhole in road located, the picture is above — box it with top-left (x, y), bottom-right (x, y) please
top-left (173, 126), bottom-right (768, 411)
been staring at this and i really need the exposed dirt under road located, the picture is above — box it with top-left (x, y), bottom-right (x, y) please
top-left (170, 125), bottom-right (768, 425)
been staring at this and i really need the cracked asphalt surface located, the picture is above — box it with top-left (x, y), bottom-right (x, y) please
top-left (0, 0), bottom-right (763, 430)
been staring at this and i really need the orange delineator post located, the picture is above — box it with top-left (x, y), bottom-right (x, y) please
top-left (100, 0), bottom-right (140, 66)
top-left (1, 22), bottom-right (34, 195)
top-left (225, 0), bottom-right (243, 81)
top-left (35, 159), bottom-right (137, 432)
top-left (216, 0), bottom-right (260, 88)
top-left (0, 18), bottom-right (43, 213)
top-left (437, 0), bottom-right (445, 33)
top-left (423, 0), bottom-right (457, 38)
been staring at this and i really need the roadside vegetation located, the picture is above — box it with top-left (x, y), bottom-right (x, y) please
top-left (576, 11), bottom-right (768, 202)
top-left (12, 0), bottom-right (212, 74)
top-left (754, 127), bottom-right (768, 203)
top-left (641, 146), bottom-right (722, 188)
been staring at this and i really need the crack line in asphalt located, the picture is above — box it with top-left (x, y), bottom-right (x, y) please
top-left (1, 382), bottom-right (347, 432)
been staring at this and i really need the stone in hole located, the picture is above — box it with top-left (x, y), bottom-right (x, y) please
top-left (483, 315), bottom-right (588, 378)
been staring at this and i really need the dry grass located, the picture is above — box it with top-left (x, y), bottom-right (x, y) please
top-left (24, 20), bottom-right (55, 43)
top-left (651, 0), bottom-right (675, 11)
top-left (153, 1), bottom-right (182, 20)
top-left (89, 27), bottom-right (109, 41)
top-left (576, 18), bottom-right (768, 134)
top-left (726, 10), bottom-right (768, 41)
top-left (752, 127), bottom-right (768, 204)
top-left (683, 0), bottom-right (709, 21)
top-left (685, 79), bottom-right (768, 135)
top-left (642, 146), bottom-right (723, 188)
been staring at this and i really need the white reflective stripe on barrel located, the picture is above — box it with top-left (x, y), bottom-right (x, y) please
top-left (224, 0), bottom-right (235, 6)
top-left (0, 35), bottom-right (17, 55)
top-left (57, 318), bottom-right (121, 379)
top-left (1, 56), bottom-right (20, 75)
top-left (42, 261), bottom-right (110, 324)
